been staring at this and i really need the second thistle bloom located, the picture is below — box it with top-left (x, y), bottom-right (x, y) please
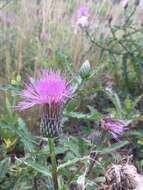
top-left (17, 70), bottom-right (71, 137)
top-left (77, 6), bottom-right (90, 18)
top-left (76, 6), bottom-right (90, 28)
top-left (101, 118), bottom-right (128, 140)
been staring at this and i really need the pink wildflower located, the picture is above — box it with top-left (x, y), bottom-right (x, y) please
top-left (16, 70), bottom-right (71, 111)
top-left (76, 6), bottom-right (90, 28)
top-left (77, 6), bottom-right (90, 18)
top-left (16, 70), bottom-right (71, 137)
top-left (101, 118), bottom-right (128, 140)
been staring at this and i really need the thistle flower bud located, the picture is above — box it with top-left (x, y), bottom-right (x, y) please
top-left (79, 60), bottom-right (91, 79)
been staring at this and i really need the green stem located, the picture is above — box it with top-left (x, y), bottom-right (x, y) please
top-left (48, 138), bottom-right (58, 190)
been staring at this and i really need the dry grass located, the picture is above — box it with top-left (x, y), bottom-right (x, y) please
top-left (0, 0), bottom-right (142, 82)
top-left (0, 1), bottom-right (110, 80)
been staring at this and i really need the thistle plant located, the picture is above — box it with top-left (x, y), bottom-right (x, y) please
top-left (16, 70), bottom-right (71, 190)
top-left (16, 70), bottom-right (71, 137)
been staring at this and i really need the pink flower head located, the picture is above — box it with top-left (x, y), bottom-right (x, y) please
top-left (16, 70), bottom-right (71, 111)
top-left (72, 6), bottom-right (90, 33)
top-left (101, 118), bottom-right (128, 140)
top-left (76, 6), bottom-right (90, 28)
top-left (77, 6), bottom-right (90, 18)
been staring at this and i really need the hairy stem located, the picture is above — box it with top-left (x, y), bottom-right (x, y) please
top-left (48, 138), bottom-right (58, 190)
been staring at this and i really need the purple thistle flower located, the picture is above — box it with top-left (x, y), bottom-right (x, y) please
top-left (72, 6), bottom-right (90, 33)
top-left (101, 118), bottom-right (128, 140)
top-left (75, 6), bottom-right (90, 29)
top-left (17, 70), bottom-right (70, 110)
top-left (77, 6), bottom-right (90, 18)
top-left (16, 70), bottom-right (71, 137)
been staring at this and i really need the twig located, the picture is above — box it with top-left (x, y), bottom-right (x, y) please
top-left (109, 24), bottom-right (133, 56)
top-left (124, 4), bottom-right (137, 26)
top-left (85, 30), bottom-right (122, 55)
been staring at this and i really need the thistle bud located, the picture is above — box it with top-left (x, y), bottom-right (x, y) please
top-left (79, 60), bottom-right (91, 79)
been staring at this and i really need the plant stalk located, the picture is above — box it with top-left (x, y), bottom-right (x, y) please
top-left (48, 138), bottom-right (58, 190)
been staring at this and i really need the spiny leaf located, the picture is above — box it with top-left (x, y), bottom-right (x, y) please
top-left (16, 158), bottom-right (52, 177)
top-left (96, 141), bottom-right (129, 154)
top-left (64, 111), bottom-right (102, 121)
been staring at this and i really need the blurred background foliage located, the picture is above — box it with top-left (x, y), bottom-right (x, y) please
top-left (0, 0), bottom-right (143, 189)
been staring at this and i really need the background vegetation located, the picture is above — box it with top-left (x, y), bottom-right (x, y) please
top-left (0, 0), bottom-right (143, 189)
